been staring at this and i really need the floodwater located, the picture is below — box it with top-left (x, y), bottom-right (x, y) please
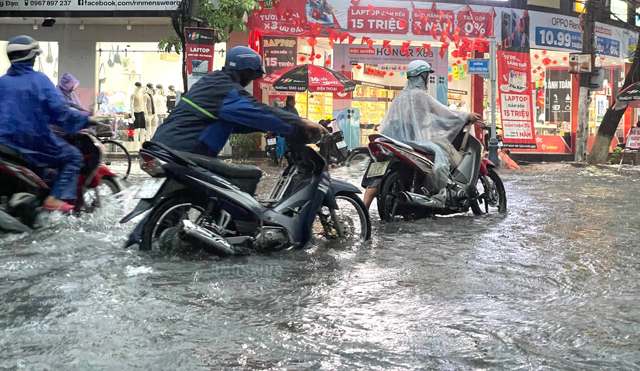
top-left (1, 163), bottom-right (640, 370)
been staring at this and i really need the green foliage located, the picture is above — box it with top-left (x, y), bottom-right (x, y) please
top-left (229, 132), bottom-right (262, 159)
top-left (609, 146), bottom-right (624, 164)
top-left (158, 0), bottom-right (261, 54)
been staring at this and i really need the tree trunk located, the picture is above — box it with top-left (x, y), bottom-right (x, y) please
top-left (588, 105), bottom-right (626, 164)
top-left (588, 41), bottom-right (640, 164)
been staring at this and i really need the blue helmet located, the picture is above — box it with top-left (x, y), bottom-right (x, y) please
top-left (7, 35), bottom-right (42, 63)
top-left (225, 46), bottom-right (266, 74)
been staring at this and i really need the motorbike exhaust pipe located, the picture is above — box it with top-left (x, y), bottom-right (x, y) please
top-left (180, 220), bottom-right (237, 256)
top-left (396, 191), bottom-right (445, 209)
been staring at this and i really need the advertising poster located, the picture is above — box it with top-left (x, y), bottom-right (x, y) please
top-left (185, 27), bottom-right (215, 91)
top-left (627, 127), bottom-right (640, 149)
top-left (544, 69), bottom-right (572, 125)
top-left (497, 10), bottom-right (537, 149)
top-left (262, 37), bottom-right (298, 75)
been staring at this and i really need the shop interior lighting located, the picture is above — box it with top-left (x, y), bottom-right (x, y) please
top-left (33, 21), bottom-right (38, 30)
top-left (79, 21), bottom-right (84, 30)
top-left (127, 21), bottom-right (132, 31)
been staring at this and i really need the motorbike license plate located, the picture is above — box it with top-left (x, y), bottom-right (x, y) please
top-left (135, 178), bottom-right (166, 199)
top-left (366, 161), bottom-right (389, 178)
top-left (336, 140), bottom-right (347, 149)
top-left (267, 138), bottom-right (277, 145)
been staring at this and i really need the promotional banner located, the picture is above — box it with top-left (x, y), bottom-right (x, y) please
top-left (333, 44), bottom-right (445, 75)
top-left (497, 10), bottom-right (537, 149)
top-left (528, 11), bottom-right (634, 58)
top-left (0, 0), bottom-right (179, 11)
top-left (185, 28), bottom-right (215, 91)
top-left (544, 69), bottom-right (572, 126)
top-left (262, 37), bottom-right (298, 75)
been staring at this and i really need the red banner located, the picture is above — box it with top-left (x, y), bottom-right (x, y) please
top-left (411, 9), bottom-right (455, 36)
top-left (497, 10), bottom-right (536, 149)
top-left (185, 27), bottom-right (215, 91)
top-left (347, 6), bottom-right (409, 34)
top-left (455, 11), bottom-right (492, 38)
top-left (627, 127), bottom-right (640, 149)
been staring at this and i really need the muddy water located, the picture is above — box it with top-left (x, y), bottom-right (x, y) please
top-left (1, 163), bottom-right (639, 370)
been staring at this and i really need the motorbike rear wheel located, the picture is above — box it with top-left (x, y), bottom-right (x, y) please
top-left (377, 170), bottom-right (414, 222)
top-left (471, 168), bottom-right (507, 215)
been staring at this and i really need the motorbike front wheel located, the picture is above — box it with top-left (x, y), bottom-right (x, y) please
top-left (314, 192), bottom-right (371, 243)
top-left (471, 168), bottom-right (507, 215)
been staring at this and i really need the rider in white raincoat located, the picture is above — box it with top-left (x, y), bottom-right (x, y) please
top-left (363, 60), bottom-right (481, 210)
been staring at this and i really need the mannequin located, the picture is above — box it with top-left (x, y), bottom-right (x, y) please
top-left (130, 82), bottom-right (146, 149)
top-left (144, 83), bottom-right (157, 141)
top-left (166, 85), bottom-right (177, 113)
top-left (154, 84), bottom-right (168, 126)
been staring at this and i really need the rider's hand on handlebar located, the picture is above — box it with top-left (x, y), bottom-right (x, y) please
top-left (86, 117), bottom-right (100, 127)
top-left (300, 118), bottom-right (329, 143)
top-left (469, 113), bottom-right (482, 122)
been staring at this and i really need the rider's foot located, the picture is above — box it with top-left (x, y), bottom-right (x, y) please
top-left (43, 196), bottom-right (74, 213)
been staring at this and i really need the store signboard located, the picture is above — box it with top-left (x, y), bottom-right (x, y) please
top-left (348, 6), bottom-right (410, 34)
top-left (497, 9), bottom-right (537, 149)
top-left (545, 69), bottom-right (572, 124)
top-left (334, 44), bottom-right (446, 76)
top-left (262, 37), bottom-right (297, 76)
top-left (185, 27), bottom-right (215, 91)
top-left (529, 11), bottom-right (632, 58)
top-left (0, 0), bottom-right (179, 11)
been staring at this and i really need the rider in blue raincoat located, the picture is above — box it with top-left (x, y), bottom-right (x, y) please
top-left (0, 36), bottom-right (94, 212)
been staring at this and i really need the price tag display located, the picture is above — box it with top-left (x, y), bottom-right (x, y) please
top-left (535, 27), bottom-right (581, 50)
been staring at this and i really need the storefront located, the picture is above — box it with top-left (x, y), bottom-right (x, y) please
top-left (249, 0), bottom-right (637, 156)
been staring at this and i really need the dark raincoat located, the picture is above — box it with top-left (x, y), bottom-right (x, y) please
top-left (0, 63), bottom-right (88, 199)
top-left (153, 68), bottom-right (301, 157)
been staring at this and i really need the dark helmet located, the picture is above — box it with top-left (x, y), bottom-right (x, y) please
top-left (7, 35), bottom-right (42, 63)
top-left (225, 46), bottom-right (266, 74)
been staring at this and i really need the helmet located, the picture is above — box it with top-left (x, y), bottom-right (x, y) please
top-left (406, 60), bottom-right (434, 77)
top-left (7, 35), bottom-right (42, 63)
top-left (225, 46), bottom-right (266, 74)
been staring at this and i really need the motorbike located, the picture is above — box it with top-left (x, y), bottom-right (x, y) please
top-left (120, 136), bottom-right (372, 255)
top-left (0, 122), bottom-right (122, 232)
top-left (362, 121), bottom-right (507, 222)
top-left (264, 132), bottom-right (283, 165)
top-left (317, 119), bottom-right (370, 167)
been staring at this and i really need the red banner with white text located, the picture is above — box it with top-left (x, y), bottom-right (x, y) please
top-left (496, 10), bottom-right (537, 149)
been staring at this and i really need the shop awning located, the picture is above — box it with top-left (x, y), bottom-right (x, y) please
top-left (259, 64), bottom-right (356, 93)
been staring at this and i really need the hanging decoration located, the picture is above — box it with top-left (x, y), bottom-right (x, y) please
top-left (542, 57), bottom-right (552, 66)
top-left (439, 43), bottom-right (450, 59)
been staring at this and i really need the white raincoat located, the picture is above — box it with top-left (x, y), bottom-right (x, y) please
top-left (378, 77), bottom-right (469, 190)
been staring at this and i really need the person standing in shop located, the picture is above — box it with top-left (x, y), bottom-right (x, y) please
top-left (144, 83), bottom-right (157, 141)
top-left (130, 82), bottom-right (146, 149)
top-left (282, 95), bottom-right (299, 116)
top-left (154, 84), bottom-right (168, 126)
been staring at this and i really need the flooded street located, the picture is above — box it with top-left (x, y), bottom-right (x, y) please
top-left (1, 163), bottom-right (640, 370)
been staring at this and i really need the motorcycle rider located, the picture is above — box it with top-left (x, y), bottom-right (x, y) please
top-left (362, 60), bottom-right (482, 209)
top-left (152, 46), bottom-right (326, 157)
top-left (0, 36), bottom-right (97, 213)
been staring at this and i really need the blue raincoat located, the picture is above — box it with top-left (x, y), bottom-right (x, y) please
top-left (0, 63), bottom-right (89, 200)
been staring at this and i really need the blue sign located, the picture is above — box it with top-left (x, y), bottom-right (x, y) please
top-left (535, 26), bottom-right (621, 58)
top-left (468, 59), bottom-right (489, 74)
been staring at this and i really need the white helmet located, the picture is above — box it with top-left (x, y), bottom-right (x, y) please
top-left (406, 60), bottom-right (434, 77)
top-left (7, 35), bottom-right (42, 63)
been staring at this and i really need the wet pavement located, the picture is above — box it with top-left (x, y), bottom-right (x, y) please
top-left (1, 162), bottom-right (640, 370)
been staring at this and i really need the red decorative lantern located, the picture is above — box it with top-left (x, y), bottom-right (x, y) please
top-left (562, 56), bottom-right (568, 61)
top-left (307, 38), bottom-right (318, 47)
top-left (462, 56), bottom-right (467, 61)
top-left (309, 56), bottom-right (315, 61)
top-left (389, 72), bottom-right (394, 76)
top-left (382, 71), bottom-right (387, 76)
top-left (552, 60), bottom-right (557, 65)
top-left (356, 65), bottom-right (363, 70)
top-left (325, 60), bottom-right (331, 65)
top-left (541, 50), bottom-right (547, 55)
top-left (451, 50), bottom-right (459, 58)
top-left (540, 71), bottom-right (545, 78)
top-left (600, 57), bottom-right (606, 61)
top-left (534, 54), bottom-right (539, 59)
top-left (315, 54), bottom-right (321, 59)
top-left (542, 57), bottom-right (552, 66)
top-left (299, 56), bottom-right (306, 62)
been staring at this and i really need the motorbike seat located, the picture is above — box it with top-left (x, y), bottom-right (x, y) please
top-left (0, 143), bottom-right (33, 168)
top-left (176, 151), bottom-right (263, 180)
top-left (375, 135), bottom-right (435, 156)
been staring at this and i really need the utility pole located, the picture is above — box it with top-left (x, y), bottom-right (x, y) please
top-left (187, 0), bottom-right (200, 27)
top-left (575, 0), bottom-right (598, 162)
top-left (488, 36), bottom-right (499, 166)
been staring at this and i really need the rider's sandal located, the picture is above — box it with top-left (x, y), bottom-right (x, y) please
top-left (43, 202), bottom-right (75, 213)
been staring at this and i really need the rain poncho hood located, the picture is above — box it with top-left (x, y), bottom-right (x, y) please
top-left (379, 75), bottom-right (469, 190)
top-left (57, 73), bottom-right (84, 109)
top-left (0, 63), bottom-right (89, 168)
